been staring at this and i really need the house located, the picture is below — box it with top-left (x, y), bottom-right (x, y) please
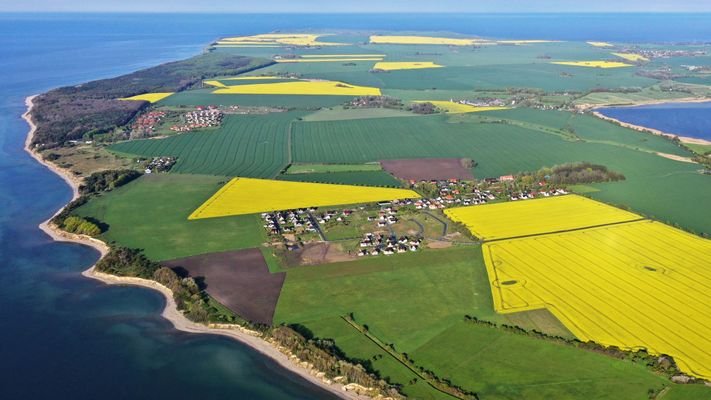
top-left (499, 175), bottom-right (515, 182)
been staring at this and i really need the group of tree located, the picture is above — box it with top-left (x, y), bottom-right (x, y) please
top-left (408, 101), bottom-right (438, 114)
top-left (61, 215), bottom-right (101, 236)
top-left (79, 169), bottom-right (142, 194)
top-left (518, 162), bottom-right (625, 185)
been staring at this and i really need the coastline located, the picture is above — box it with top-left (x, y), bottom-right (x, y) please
top-left (578, 98), bottom-right (711, 147)
top-left (22, 95), bottom-right (371, 400)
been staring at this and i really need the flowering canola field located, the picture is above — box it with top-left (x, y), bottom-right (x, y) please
top-left (444, 195), bottom-right (642, 241)
top-left (215, 33), bottom-right (343, 47)
top-left (551, 61), bottom-right (633, 68)
top-left (212, 80), bottom-right (381, 96)
top-left (415, 100), bottom-right (509, 114)
top-left (482, 220), bottom-right (711, 380)
top-left (119, 92), bottom-right (174, 103)
top-left (189, 177), bottom-right (419, 219)
top-left (612, 52), bottom-right (650, 62)
top-left (373, 61), bottom-right (443, 71)
top-left (587, 41), bottom-right (614, 47)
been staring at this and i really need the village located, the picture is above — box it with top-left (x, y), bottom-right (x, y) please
top-left (169, 107), bottom-right (223, 132)
top-left (260, 172), bottom-right (574, 264)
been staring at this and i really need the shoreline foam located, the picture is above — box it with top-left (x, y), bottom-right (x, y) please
top-left (22, 95), bottom-right (370, 400)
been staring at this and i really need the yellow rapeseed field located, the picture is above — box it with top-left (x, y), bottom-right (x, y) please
top-left (372, 61), bottom-right (443, 71)
top-left (119, 92), bottom-right (174, 103)
top-left (212, 80), bottom-right (381, 96)
top-left (551, 61), bottom-right (633, 68)
top-left (482, 220), bottom-right (711, 380)
top-left (587, 41), bottom-right (614, 47)
top-left (415, 100), bottom-right (509, 114)
top-left (203, 80), bottom-right (227, 88)
top-left (222, 76), bottom-right (286, 80)
top-left (444, 195), bottom-right (641, 241)
top-left (188, 177), bottom-right (420, 219)
top-left (217, 33), bottom-right (343, 47)
top-left (612, 52), bottom-right (649, 62)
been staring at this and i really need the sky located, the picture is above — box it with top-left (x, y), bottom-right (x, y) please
top-left (3, 0), bottom-right (711, 13)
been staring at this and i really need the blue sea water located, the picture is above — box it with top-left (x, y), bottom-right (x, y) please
top-left (598, 102), bottom-right (711, 141)
top-left (2, 13), bottom-right (711, 399)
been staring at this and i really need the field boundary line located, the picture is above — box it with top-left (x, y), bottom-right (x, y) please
top-left (483, 218), bottom-right (648, 243)
top-left (340, 316), bottom-right (471, 400)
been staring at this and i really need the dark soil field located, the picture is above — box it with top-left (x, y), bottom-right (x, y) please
top-left (381, 158), bottom-right (475, 181)
top-left (163, 248), bottom-right (285, 325)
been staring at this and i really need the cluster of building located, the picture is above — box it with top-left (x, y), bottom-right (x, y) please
top-left (315, 209), bottom-right (353, 225)
top-left (131, 111), bottom-right (166, 138)
top-left (412, 179), bottom-right (499, 209)
top-left (170, 107), bottom-right (223, 132)
top-left (453, 98), bottom-right (508, 107)
top-left (366, 207), bottom-right (399, 227)
top-left (144, 156), bottom-right (176, 173)
top-left (261, 210), bottom-right (317, 235)
top-left (357, 233), bottom-right (422, 256)
top-left (634, 49), bottom-right (707, 59)
top-left (681, 64), bottom-right (711, 73)
top-left (507, 188), bottom-right (568, 201)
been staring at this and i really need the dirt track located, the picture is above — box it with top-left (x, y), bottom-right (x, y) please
top-left (163, 248), bottom-right (285, 325)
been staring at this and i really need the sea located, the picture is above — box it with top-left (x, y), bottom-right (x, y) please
top-left (2, 13), bottom-right (711, 399)
top-left (598, 102), bottom-right (711, 141)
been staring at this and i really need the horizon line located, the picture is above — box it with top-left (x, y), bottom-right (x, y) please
top-left (4, 10), bottom-right (711, 14)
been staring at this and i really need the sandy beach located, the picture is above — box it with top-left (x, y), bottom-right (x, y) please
top-left (578, 98), bottom-right (711, 147)
top-left (22, 95), bottom-right (372, 400)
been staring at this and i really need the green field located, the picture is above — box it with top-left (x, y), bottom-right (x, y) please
top-left (109, 112), bottom-right (303, 178)
top-left (160, 88), bottom-right (351, 108)
top-left (275, 247), bottom-right (505, 353)
top-left (274, 246), bottom-right (687, 400)
top-left (277, 171), bottom-right (403, 187)
top-left (410, 322), bottom-right (669, 400)
top-left (302, 106), bottom-right (417, 121)
top-left (285, 163), bottom-right (383, 174)
top-left (291, 109), bottom-right (711, 234)
top-left (75, 174), bottom-right (265, 261)
top-left (291, 111), bottom-right (689, 175)
top-left (684, 142), bottom-right (711, 155)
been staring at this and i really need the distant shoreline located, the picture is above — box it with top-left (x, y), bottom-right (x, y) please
top-left (22, 95), bottom-right (370, 400)
top-left (580, 98), bottom-right (711, 146)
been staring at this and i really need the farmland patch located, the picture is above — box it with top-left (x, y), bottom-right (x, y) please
top-left (164, 248), bottom-right (284, 325)
top-left (381, 158), bottom-right (475, 181)
top-left (444, 195), bottom-right (642, 241)
top-left (483, 220), bottom-right (711, 379)
top-left (189, 177), bottom-right (419, 219)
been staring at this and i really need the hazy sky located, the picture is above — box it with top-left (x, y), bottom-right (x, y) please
top-left (4, 0), bottom-right (711, 13)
